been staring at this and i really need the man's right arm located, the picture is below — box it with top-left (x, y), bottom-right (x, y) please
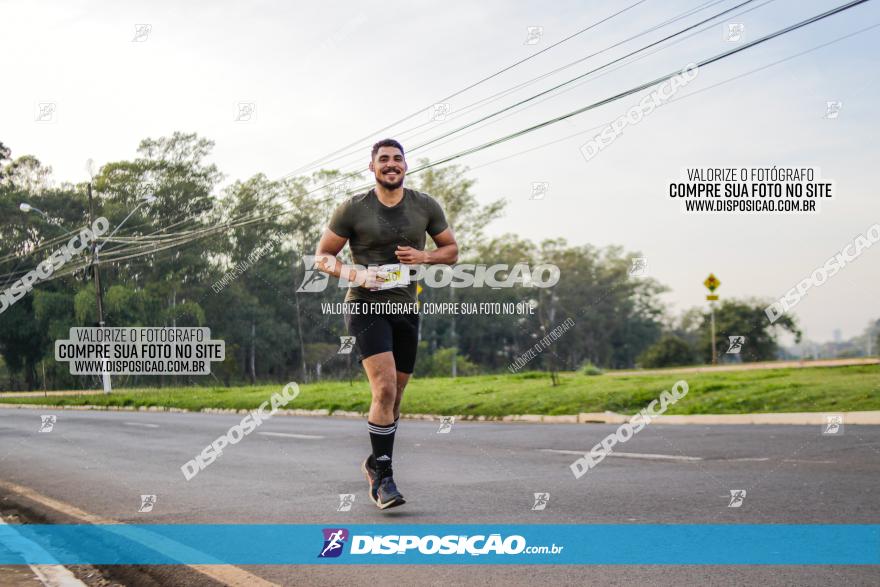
top-left (314, 229), bottom-right (384, 289)
top-left (314, 229), bottom-right (355, 281)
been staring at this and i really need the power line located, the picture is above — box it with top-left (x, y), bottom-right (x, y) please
top-left (279, 0), bottom-right (653, 179)
top-left (464, 22), bottom-right (880, 174)
top-left (5, 0), bottom-right (867, 283)
top-left (287, 0), bottom-right (770, 200)
top-left (93, 0), bottom-right (871, 274)
top-left (335, 0), bottom-right (872, 195)
top-left (300, 0), bottom-right (732, 179)
top-left (406, 0), bottom-right (761, 154)
top-left (387, 0), bottom-right (778, 164)
top-left (73, 0), bottom-right (750, 250)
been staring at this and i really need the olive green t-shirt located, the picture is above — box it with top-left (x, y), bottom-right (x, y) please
top-left (328, 187), bottom-right (448, 302)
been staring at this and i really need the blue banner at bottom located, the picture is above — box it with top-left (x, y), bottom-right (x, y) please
top-left (0, 524), bottom-right (877, 565)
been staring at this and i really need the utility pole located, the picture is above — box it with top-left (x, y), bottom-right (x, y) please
top-left (704, 273), bottom-right (721, 366)
top-left (87, 182), bottom-right (111, 393)
top-left (28, 170), bottom-right (155, 394)
top-left (710, 302), bottom-right (717, 366)
top-left (292, 253), bottom-right (308, 382)
top-left (87, 183), bottom-right (106, 330)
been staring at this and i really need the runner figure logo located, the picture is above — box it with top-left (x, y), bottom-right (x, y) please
top-left (725, 23), bottom-right (744, 42)
top-left (328, 178), bottom-right (353, 199)
top-left (630, 257), bottom-right (647, 276)
top-left (822, 414), bottom-right (844, 435)
top-left (728, 489), bottom-right (746, 508)
top-left (38, 415), bottom-right (56, 433)
top-left (430, 103), bottom-right (450, 122)
top-left (530, 182), bottom-right (549, 200)
top-left (132, 23), bottom-right (152, 42)
top-left (35, 103), bottom-right (56, 123)
top-left (138, 494), bottom-right (157, 513)
top-left (524, 26), bottom-right (543, 45)
top-left (726, 336), bottom-right (745, 354)
top-left (337, 494), bottom-right (355, 512)
top-left (437, 416), bottom-right (455, 434)
top-left (297, 256), bottom-right (330, 292)
top-left (234, 102), bottom-right (256, 123)
top-left (318, 528), bottom-right (349, 558)
top-left (531, 492), bottom-right (550, 511)
top-left (338, 336), bottom-right (356, 355)
top-left (824, 101), bottom-right (843, 119)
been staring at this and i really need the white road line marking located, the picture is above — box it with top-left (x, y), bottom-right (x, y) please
top-left (0, 517), bottom-right (87, 586)
top-left (540, 449), bottom-right (703, 461)
top-left (0, 480), bottom-right (278, 586)
top-left (124, 422), bottom-right (159, 428)
top-left (258, 432), bottom-right (324, 439)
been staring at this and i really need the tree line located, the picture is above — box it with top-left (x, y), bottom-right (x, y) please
top-left (0, 133), bottom-right (800, 390)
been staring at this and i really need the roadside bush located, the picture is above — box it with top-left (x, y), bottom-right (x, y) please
top-left (637, 335), bottom-right (696, 368)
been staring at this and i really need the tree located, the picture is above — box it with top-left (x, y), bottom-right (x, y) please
top-left (409, 160), bottom-right (506, 377)
top-left (637, 335), bottom-right (695, 368)
top-left (410, 159), bottom-right (505, 254)
top-left (691, 299), bottom-right (801, 362)
top-left (0, 135), bottom-right (677, 388)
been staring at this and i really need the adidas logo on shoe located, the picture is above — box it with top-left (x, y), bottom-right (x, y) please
top-left (377, 455), bottom-right (391, 461)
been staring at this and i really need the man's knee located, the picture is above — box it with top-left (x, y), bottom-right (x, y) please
top-left (371, 378), bottom-right (397, 406)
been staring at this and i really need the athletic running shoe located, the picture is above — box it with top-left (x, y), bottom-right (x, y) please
top-left (375, 472), bottom-right (406, 510)
top-left (362, 456), bottom-right (406, 509)
top-left (361, 455), bottom-right (380, 503)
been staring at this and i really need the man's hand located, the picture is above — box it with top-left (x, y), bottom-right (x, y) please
top-left (395, 245), bottom-right (428, 265)
top-left (314, 254), bottom-right (338, 274)
top-left (352, 267), bottom-right (386, 290)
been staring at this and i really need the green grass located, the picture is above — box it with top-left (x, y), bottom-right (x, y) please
top-left (1, 365), bottom-right (877, 416)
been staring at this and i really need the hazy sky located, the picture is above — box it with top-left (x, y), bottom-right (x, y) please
top-left (2, 0), bottom-right (878, 343)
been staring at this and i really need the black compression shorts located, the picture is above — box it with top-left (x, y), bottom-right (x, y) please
top-left (343, 300), bottom-right (420, 374)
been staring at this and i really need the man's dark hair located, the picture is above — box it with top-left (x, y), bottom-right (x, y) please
top-left (371, 138), bottom-right (405, 160)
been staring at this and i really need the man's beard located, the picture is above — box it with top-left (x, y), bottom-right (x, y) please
top-left (377, 176), bottom-right (404, 190)
top-left (376, 170), bottom-right (404, 190)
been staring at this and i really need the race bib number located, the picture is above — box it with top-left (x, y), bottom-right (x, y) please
top-left (376, 264), bottom-right (410, 290)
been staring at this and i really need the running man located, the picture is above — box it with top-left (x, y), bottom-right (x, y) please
top-left (313, 138), bottom-right (458, 509)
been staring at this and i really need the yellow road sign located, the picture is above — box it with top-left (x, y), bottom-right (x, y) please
top-left (706, 294), bottom-right (719, 301)
top-left (703, 273), bottom-right (721, 292)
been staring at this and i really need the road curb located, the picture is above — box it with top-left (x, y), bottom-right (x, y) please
top-left (1, 402), bottom-right (879, 425)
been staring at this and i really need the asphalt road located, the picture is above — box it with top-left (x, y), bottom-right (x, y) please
top-left (0, 407), bottom-right (877, 586)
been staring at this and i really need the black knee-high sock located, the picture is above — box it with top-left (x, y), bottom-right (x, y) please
top-left (368, 420), bottom-right (397, 472)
